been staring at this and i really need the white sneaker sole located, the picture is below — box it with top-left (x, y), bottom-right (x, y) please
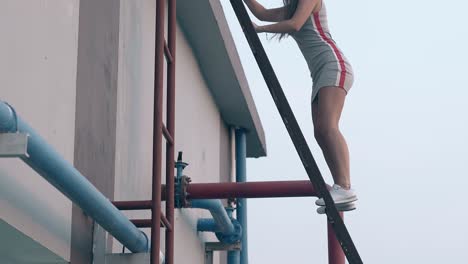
top-left (315, 195), bottom-right (358, 206)
top-left (317, 202), bottom-right (356, 215)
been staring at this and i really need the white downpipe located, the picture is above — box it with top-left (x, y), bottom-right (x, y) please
top-left (230, 126), bottom-right (237, 219)
top-left (230, 126), bottom-right (236, 182)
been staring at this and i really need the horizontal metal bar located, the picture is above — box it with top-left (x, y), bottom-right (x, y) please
top-left (205, 242), bottom-right (242, 252)
top-left (131, 219), bottom-right (152, 228)
top-left (164, 40), bottom-right (173, 64)
top-left (130, 215), bottom-right (172, 231)
top-left (162, 124), bottom-right (174, 146)
top-left (113, 200), bottom-right (153, 210)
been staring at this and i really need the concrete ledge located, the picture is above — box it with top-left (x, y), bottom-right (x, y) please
top-left (177, 0), bottom-right (267, 158)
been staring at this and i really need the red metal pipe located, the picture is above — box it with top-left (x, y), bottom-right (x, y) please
top-left (114, 180), bottom-right (319, 210)
top-left (186, 180), bottom-right (318, 199)
top-left (165, 0), bottom-right (177, 263)
top-left (151, 0), bottom-right (165, 263)
top-left (328, 212), bottom-right (345, 264)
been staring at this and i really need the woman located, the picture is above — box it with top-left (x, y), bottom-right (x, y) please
top-left (243, 0), bottom-right (357, 213)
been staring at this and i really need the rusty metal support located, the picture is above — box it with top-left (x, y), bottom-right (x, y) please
top-left (113, 200), bottom-right (153, 210)
top-left (130, 218), bottom-right (172, 229)
top-left (165, 0), bottom-right (177, 263)
top-left (131, 219), bottom-right (152, 228)
top-left (130, 216), bottom-right (172, 230)
top-left (328, 212), bottom-right (346, 264)
top-left (164, 40), bottom-right (173, 64)
top-left (161, 214), bottom-right (173, 231)
top-left (131, 219), bottom-right (168, 230)
top-left (151, 0), bottom-right (166, 262)
top-left (162, 124), bottom-right (174, 146)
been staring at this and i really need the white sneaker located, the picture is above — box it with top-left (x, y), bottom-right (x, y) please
top-left (317, 202), bottom-right (356, 215)
top-left (315, 184), bottom-right (357, 206)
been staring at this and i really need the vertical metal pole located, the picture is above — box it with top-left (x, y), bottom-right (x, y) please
top-left (205, 251), bottom-right (214, 264)
top-left (228, 250), bottom-right (241, 264)
top-left (152, 0), bottom-right (165, 263)
top-left (235, 129), bottom-right (248, 264)
top-left (165, 0), bottom-right (177, 263)
top-left (328, 212), bottom-right (345, 264)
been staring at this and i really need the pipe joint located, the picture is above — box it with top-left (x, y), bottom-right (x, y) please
top-left (175, 175), bottom-right (191, 208)
top-left (197, 218), bottom-right (242, 244)
top-left (216, 219), bottom-right (242, 244)
top-left (174, 151), bottom-right (191, 208)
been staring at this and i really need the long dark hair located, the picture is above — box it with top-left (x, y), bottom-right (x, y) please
top-left (278, 0), bottom-right (299, 40)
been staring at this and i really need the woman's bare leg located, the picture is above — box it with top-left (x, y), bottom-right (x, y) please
top-left (312, 87), bottom-right (351, 189)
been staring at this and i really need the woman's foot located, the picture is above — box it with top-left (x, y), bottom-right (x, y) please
top-left (315, 184), bottom-right (357, 206)
top-left (317, 202), bottom-right (356, 214)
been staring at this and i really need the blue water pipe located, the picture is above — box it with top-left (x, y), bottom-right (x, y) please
top-left (0, 101), bottom-right (149, 253)
top-left (235, 128), bottom-right (248, 264)
top-left (175, 153), bottom-right (242, 245)
top-left (193, 200), bottom-right (235, 234)
top-left (193, 200), bottom-right (242, 244)
top-left (228, 250), bottom-right (241, 264)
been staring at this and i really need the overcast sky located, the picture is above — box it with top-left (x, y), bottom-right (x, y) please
top-left (220, 1), bottom-right (468, 263)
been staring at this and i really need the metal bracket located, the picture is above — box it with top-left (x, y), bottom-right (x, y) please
top-left (205, 242), bottom-right (241, 252)
top-left (0, 133), bottom-right (29, 158)
top-left (92, 222), bottom-right (107, 264)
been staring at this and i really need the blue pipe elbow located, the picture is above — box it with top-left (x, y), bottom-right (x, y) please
top-left (197, 218), bottom-right (242, 244)
top-left (191, 199), bottom-right (235, 234)
top-left (0, 102), bottom-right (17, 132)
top-left (191, 199), bottom-right (242, 244)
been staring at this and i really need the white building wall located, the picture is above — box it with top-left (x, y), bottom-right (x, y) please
top-left (173, 18), bottom-right (226, 264)
top-left (0, 0), bottom-right (80, 262)
top-left (114, 0), bottom-right (155, 212)
top-left (0, 1), bottom-right (233, 263)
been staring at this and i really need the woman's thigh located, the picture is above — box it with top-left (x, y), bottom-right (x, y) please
top-left (312, 86), bottom-right (347, 128)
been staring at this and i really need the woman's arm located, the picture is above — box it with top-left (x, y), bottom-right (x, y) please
top-left (255, 0), bottom-right (319, 33)
top-left (243, 0), bottom-right (288, 22)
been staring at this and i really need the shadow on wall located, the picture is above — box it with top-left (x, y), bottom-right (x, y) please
top-left (0, 165), bottom-right (70, 245)
top-left (178, 208), bottom-right (218, 248)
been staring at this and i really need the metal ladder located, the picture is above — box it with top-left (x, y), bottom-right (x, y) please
top-left (229, 1), bottom-right (363, 263)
